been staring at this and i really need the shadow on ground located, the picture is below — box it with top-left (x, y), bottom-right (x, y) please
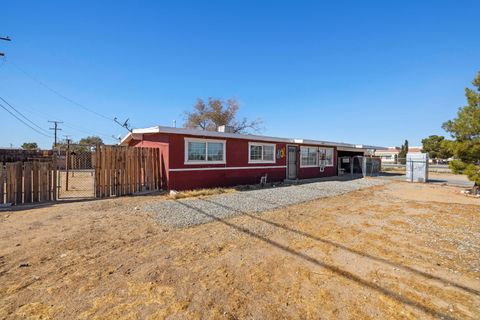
top-left (174, 196), bottom-right (475, 320)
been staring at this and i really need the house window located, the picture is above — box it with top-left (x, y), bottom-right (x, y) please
top-left (319, 148), bottom-right (334, 167)
top-left (185, 138), bottom-right (226, 164)
top-left (249, 143), bottom-right (276, 163)
top-left (300, 147), bottom-right (318, 167)
top-left (207, 142), bottom-right (224, 161)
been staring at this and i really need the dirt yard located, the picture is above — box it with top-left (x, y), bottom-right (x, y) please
top-left (0, 180), bottom-right (479, 319)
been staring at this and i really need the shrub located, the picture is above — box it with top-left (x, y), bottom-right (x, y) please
top-left (464, 164), bottom-right (480, 185)
top-left (449, 160), bottom-right (467, 174)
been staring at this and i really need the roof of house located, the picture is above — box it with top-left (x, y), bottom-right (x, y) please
top-left (120, 126), bottom-right (387, 151)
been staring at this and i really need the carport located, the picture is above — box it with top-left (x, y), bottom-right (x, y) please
top-left (337, 148), bottom-right (365, 175)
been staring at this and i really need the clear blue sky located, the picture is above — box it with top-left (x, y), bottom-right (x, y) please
top-left (1, 1), bottom-right (479, 149)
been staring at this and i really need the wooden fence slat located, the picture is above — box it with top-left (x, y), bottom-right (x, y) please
top-left (89, 145), bottom-right (166, 200)
top-left (24, 162), bottom-right (32, 203)
top-left (150, 148), bottom-right (155, 190)
top-left (14, 162), bottom-right (23, 205)
top-left (33, 161), bottom-right (39, 202)
top-left (0, 158), bottom-right (57, 206)
top-left (52, 155), bottom-right (57, 201)
top-left (108, 146), bottom-right (112, 197)
top-left (95, 145), bottom-right (101, 198)
top-left (47, 162), bottom-right (52, 201)
top-left (135, 147), bottom-right (140, 192)
top-left (112, 147), bottom-right (117, 196)
top-left (0, 165), bottom-right (4, 204)
top-left (120, 147), bottom-right (126, 196)
top-left (126, 148), bottom-right (129, 194)
top-left (130, 148), bottom-right (135, 193)
top-left (104, 146), bottom-right (109, 197)
top-left (132, 148), bottom-right (137, 193)
top-left (129, 147), bottom-right (133, 194)
top-left (129, 148), bottom-right (133, 193)
top-left (145, 148), bottom-right (150, 190)
top-left (38, 163), bottom-right (44, 202)
top-left (99, 147), bottom-right (103, 198)
top-left (137, 147), bottom-right (142, 192)
top-left (41, 163), bottom-right (48, 202)
top-left (122, 147), bottom-right (127, 196)
top-left (155, 148), bottom-right (160, 190)
top-left (7, 164), bottom-right (12, 203)
top-left (151, 148), bottom-right (156, 190)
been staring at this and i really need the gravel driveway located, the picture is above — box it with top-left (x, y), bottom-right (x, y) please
top-left (145, 178), bottom-right (387, 228)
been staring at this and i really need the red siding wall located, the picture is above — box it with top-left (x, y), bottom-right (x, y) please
top-left (168, 133), bottom-right (287, 190)
top-left (128, 133), bottom-right (170, 189)
top-left (297, 145), bottom-right (338, 179)
top-left (129, 133), bottom-right (339, 190)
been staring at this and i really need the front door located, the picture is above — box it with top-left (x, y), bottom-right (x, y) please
top-left (287, 146), bottom-right (298, 180)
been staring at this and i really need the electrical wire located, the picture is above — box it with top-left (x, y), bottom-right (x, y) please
top-left (0, 101), bottom-right (53, 138)
top-left (0, 96), bottom-right (52, 135)
top-left (0, 94), bottom-right (119, 142)
top-left (8, 60), bottom-right (114, 121)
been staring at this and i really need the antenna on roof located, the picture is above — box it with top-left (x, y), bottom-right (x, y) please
top-left (114, 117), bottom-right (132, 132)
top-left (173, 120), bottom-right (177, 128)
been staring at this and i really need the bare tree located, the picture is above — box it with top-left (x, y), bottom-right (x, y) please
top-left (184, 98), bottom-right (263, 134)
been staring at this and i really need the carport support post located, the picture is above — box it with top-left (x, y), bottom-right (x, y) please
top-left (350, 157), bottom-right (354, 175)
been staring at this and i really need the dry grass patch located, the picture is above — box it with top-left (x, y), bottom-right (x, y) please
top-left (168, 187), bottom-right (236, 200)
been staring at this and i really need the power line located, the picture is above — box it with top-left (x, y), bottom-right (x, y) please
top-left (0, 35), bottom-right (11, 57)
top-left (0, 96), bottom-right (52, 135)
top-left (8, 60), bottom-right (114, 121)
top-left (0, 101), bottom-right (53, 138)
top-left (0, 94), bottom-right (119, 142)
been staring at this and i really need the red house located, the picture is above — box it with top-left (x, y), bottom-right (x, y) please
top-left (120, 126), bottom-right (377, 190)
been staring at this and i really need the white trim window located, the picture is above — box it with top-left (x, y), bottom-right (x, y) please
top-left (300, 147), bottom-right (319, 167)
top-left (248, 142), bottom-right (276, 163)
top-left (319, 148), bottom-right (334, 167)
top-left (185, 138), bottom-right (226, 164)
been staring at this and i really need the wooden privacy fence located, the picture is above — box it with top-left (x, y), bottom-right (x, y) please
top-left (95, 145), bottom-right (162, 198)
top-left (0, 161), bottom-right (57, 205)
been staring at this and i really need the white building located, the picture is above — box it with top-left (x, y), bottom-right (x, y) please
top-left (375, 146), bottom-right (423, 163)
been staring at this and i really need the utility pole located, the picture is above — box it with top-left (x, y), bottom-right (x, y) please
top-left (48, 120), bottom-right (63, 147)
top-left (0, 36), bottom-right (11, 57)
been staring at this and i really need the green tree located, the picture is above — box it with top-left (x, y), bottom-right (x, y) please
top-left (398, 140), bottom-right (409, 164)
top-left (79, 136), bottom-right (103, 146)
top-left (442, 71), bottom-right (480, 163)
top-left (55, 136), bottom-right (103, 152)
top-left (464, 164), bottom-right (480, 186)
top-left (421, 135), bottom-right (453, 160)
top-left (21, 142), bottom-right (38, 150)
top-left (184, 98), bottom-right (263, 134)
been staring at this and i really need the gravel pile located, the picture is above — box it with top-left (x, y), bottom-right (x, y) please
top-left (145, 178), bottom-right (387, 228)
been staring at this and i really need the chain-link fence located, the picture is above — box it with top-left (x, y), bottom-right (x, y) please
top-left (381, 158), bottom-right (451, 173)
top-left (338, 156), bottom-right (382, 177)
top-left (56, 144), bottom-right (96, 199)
